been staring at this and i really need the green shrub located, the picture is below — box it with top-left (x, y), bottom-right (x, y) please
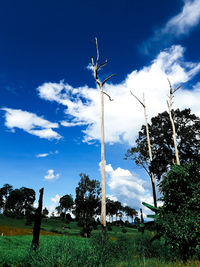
top-left (122, 228), bottom-right (127, 233)
top-left (157, 163), bottom-right (200, 260)
top-left (134, 232), bottom-right (171, 260)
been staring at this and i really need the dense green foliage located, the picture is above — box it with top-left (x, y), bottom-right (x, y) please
top-left (74, 173), bottom-right (101, 237)
top-left (0, 184), bottom-right (35, 219)
top-left (157, 163), bottom-right (200, 260)
top-left (126, 108), bottom-right (200, 180)
top-left (56, 194), bottom-right (74, 221)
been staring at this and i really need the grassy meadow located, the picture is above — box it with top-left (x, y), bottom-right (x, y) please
top-left (0, 215), bottom-right (200, 267)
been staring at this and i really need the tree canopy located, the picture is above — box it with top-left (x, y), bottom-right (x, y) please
top-left (57, 194), bottom-right (74, 220)
top-left (74, 173), bottom-right (101, 237)
top-left (3, 186), bottom-right (35, 216)
top-left (156, 163), bottom-right (200, 260)
top-left (126, 108), bottom-right (200, 180)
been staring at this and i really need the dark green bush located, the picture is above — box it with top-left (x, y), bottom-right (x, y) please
top-left (122, 228), bottom-right (127, 233)
top-left (157, 163), bottom-right (200, 260)
top-left (134, 232), bottom-right (171, 260)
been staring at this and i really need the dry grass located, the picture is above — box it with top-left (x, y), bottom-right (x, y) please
top-left (0, 226), bottom-right (59, 236)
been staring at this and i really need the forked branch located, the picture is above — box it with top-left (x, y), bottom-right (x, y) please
top-left (91, 37), bottom-right (115, 101)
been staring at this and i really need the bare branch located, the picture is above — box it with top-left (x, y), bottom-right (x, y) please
top-left (103, 91), bottom-right (114, 101)
top-left (173, 85), bottom-right (181, 93)
top-left (167, 100), bottom-right (170, 109)
top-left (97, 59), bottom-right (108, 71)
top-left (91, 57), bottom-right (95, 67)
top-left (167, 78), bottom-right (181, 94)
top-left (102, 74), bottom-right (116, 86)
top-left (95, 37), bottom-right (99, 68)
top-left (130, 90), bottom-right (145, 108)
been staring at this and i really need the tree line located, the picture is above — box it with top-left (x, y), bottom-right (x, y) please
top-left (0, 176), bottom-right (138, 236)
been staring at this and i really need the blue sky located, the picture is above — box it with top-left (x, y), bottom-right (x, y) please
top-left (1, 0), bottom-right (200, 216)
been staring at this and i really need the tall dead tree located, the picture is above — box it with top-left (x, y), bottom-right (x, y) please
top-left (31, 188), bottom-right (44, 250)
top-left (167, 79), bottom-right (181, 165)
top-left (130, 91), bottom-right (157, 207)
top-left (91, 37), bottom-right (115, 227)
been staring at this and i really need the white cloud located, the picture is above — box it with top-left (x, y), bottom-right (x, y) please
top-left (51, 194), bottom-right (60, 203)
top-left (164, 0), bottom-right (200, 36)
top-left (36, 153), bottom-right (49, 158)
top-left (44, 169), bottom-right (60, 180)
top-left (1, 108), bottom-right (61, 140)
top-left (105, 163), bottom-right (154, 217)
top-left (37, 45), bottom-right (200, 146)
top-left (47, 194), bottom-right (61, 216)
top-left (143, 0), bottom-right (200, 54)
top-left (35, 150), bottom-right (59, 158)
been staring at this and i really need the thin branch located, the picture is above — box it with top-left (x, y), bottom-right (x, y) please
top-left (103, 91), bottom-right (114, 101)
top-left (95, 37), bottom-right (99, 68)
top-left (91, 57), bottom-right (95, 67)
top-left (102, 74), bottom-right (116, 86)
top-left (173, 85), bottom-right (181, 93)
top-left (130, 90), bottom-right (145, 108)
top-left (167, 78), bottom-right (181, 94)
top-left (97, 59), bottom-right (108, 71)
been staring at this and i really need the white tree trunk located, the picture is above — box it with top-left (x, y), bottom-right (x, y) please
top-left (100, 86), bottom-right (106, 227)
top-left (143, 94), bottom-right (157, 207)
top-left (167, 81), bottom-right (180, 166)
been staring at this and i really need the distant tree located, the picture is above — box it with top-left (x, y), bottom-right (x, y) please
top-left (134, 216), bottom-right (140, 227)
top-left (106, 198), bottom-right (116, 223)
top-left (20, 187), bottom-right (35, 215)
top-left (113, 201), bottom-right (123, 221)
top-left (5, 187), bottom-right (35, 216)
top-left (42, 207), bottom-right (49, 218)
top-left (55, 205), bottom-right (62, 216)
top-left (58, 194), bottom-right (74, 221)
top-left (124, 206), bottom-right (137, 223)
top-left (126, 109), bottom-right (200, 181)
top-left (74, 173), bottom-right (101, 237)
top-left (0, 184), bottom-right (13, 213)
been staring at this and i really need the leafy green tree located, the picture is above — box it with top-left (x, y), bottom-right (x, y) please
top-left (5, 187), bottom-right (35, 216)
top-left (106, 198), bottom-right (116, 223)
top-left (126, 109), bottom-right (200, 180)
top-left (156, 163), bottom-right (200, 260)
top-left (58, 194), bottom-right (74, 221)
top-left (113, 201), bottom-right (123, 221)
top-left (42, 207), bottom-right (49, 218)
top-left (0, 184), bottom-right (13, 213)
top-left (124, 206), bottom-right (137, 223)
top-left (74, 173), bottom-right (101, 237)
top-left (0, 190), bottom-right (3, 212)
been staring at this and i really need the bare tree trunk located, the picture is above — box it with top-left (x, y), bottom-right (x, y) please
top-left (130, 91), bottom-right (157, 207)
top-left (91, 38), bottom-right (115, 228)
top-left (167, 79), bottom-right (180, 165)
top-left (100, 86), bottom-right (106, 227)
top-left (143, 94), bottom-right (157, 208)
top-left (31, 188), bottom-right (44, 250)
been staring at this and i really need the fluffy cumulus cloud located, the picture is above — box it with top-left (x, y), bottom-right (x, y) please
top-left (1, 108), bottom-right (61, 140)
top-left (143, 0), bottom-right (200, 54)
top-left (105, 163), bottom-right (154, 217)
top-left (37, 45), bottom-right (200, 145)
top-left (44, 169), bottom-right (60, 180)
top-left (47, 194), bottom-right (61, 215)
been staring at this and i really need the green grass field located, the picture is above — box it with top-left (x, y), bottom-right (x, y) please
top-left (0, 215), bottom-right (200, 267)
